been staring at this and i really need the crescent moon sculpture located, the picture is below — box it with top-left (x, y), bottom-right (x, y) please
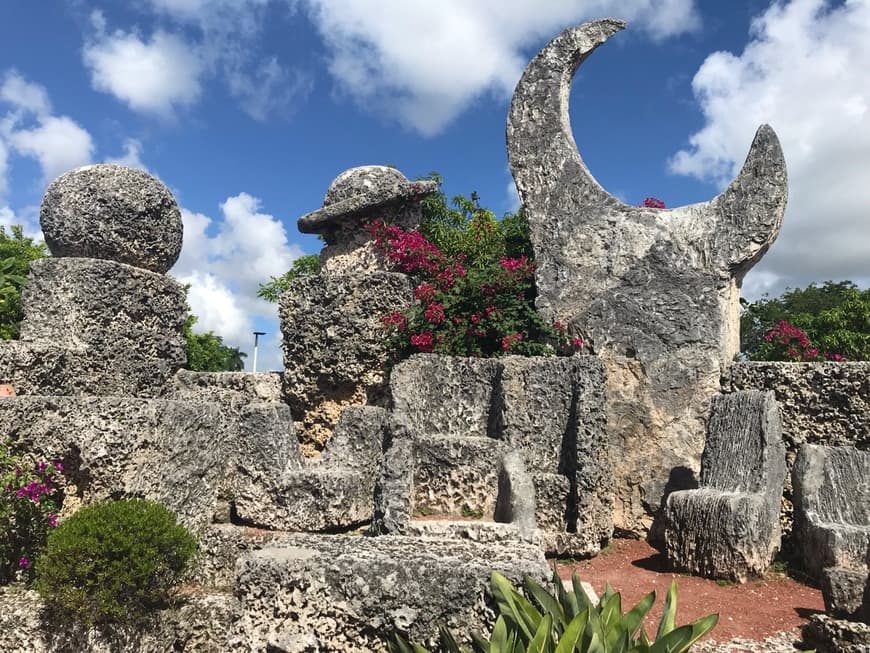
top-left (506, 20), bottom-right (788, 533)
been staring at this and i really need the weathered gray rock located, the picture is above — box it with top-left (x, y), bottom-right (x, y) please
top-left (499, 355), bottom-right (612, 554)
top-left (40, 164), bottom-right (183, 273)
top-left (227, 534), bottom-right (549, 651)
top-left (724, 362), bottom-right (870, 551)
top-left (381, 354), bottom-right (611, 556)
top-left (18, 258), bottom-right (187, 397)
top-left (0, 341), bottom-right (77, 395)
top-left (279, 271), bottom-right (412, 453)
top-left (0, 394), bottom-right (313, 536)
top-left (664, 391), bottom-right (787, 581)
top-left (195, 524), bottom-right (287, 589)
top-left (802, 614), bottom-right (870, 653)
top-left (0, 396), bottom-right (237, 532)
top-left (725, 362), bottom-right (870, 454)
top-left (0, 586), bottom-right (233, 653)
top-left (793, 444), bottom-right (869, 619)
top-left (495, 451), bottom-right (537, 535)
top-left (235, 406), bottom-right (387, 531)
top-left (171, 370), bottom-right (285, 405)
top-left (506, 19), bottom-right (788, 533)
top-left (390, 355), bottom-right (502, 439)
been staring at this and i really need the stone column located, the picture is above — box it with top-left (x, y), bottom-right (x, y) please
top-left (16, 164), bottom-right (187, 397)
top-left (280, 166), bottom-right (435, 453)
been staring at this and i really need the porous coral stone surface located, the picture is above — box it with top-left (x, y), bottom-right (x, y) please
top-left (40, 163), bottom-right (183, 273)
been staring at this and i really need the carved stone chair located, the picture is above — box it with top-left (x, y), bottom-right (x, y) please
top-left (664, 390), bottom-right (786, 581)
top-left (793, 444), bottom-right (870, 621)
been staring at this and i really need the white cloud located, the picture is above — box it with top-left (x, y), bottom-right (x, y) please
top-left (171, 194), bottom-right (304, 371)
top-left (10, 116), bottom-right (94, 183)
top-left (0, 71), bottom-right (94, 186)
top-left (226, 57), bottom-right (313, 121)
top-left (302, 0), bottom-right (701, 135)
top-left (669, 0), bottom-right (870, 298)
top-left (104, 138), bottom-right (148, 171)
top-left (83, 29), bottom-right (203, 116)
top-left (0, 70), bottom-right (52, 116)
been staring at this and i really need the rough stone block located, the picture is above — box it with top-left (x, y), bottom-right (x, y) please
top-left (227, 534), bottom-right (549, 651)
top-left (412, 435), bottom-right (506, 518)
top-left (793, 444), bottom-right (869, 619)
top-left (279, 271), bottom-right (412, 450)
top-left (390, 355), bottom-right (502, 439)
top-left (319, 405), bottom-right (387, 476)
top-left (664, 390), bottom-right (786, 581)
top-left (0, 396), bottom-right (236, 532)
top-left (0, 586), bottom-right (233, 652)
top-left (802, 614), bottom-right (870, 652)
top-left (171, 370), bottom-right (285, 405)
top-left (822, 566), bottom-right (869, 622)
top-left (18, 258), bottom-right (187, 397)
top-left (382, 354), bottom-right (611, 555)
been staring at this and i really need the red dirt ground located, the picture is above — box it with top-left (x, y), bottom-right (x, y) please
top-left (555, 539), bottom-right (825, 643)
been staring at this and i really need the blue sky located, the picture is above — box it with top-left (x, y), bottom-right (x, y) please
top-left (1, 0), bottom-right (867, 370)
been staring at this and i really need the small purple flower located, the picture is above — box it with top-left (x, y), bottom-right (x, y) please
top-left (18, 557), bottom-right (30, 569)
top-left (52, 461), bottom-right (64, 473)
top-left (35, 461), bottom-right (47, 474)
top-left (15, 468), bottom-right (21, 477)
top-left (47, 512), bottom-right (58, 528)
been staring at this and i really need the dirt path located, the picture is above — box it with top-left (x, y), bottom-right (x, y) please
top-left (554, 539), bottom-right (824, 646)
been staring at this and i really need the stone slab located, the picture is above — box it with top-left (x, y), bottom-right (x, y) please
top-left (227, 533), bottom-right (549, 651)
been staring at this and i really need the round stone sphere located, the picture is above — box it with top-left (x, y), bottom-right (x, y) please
top-left (40, 164), bottom-right (183, 273)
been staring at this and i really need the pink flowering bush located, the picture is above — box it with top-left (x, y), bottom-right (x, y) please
top-left (0, 440), bottom-right (63, 583)
top-left (755, 320), bottom-right (845, 362)
top-left (640, 197), bottom-right (666, 209)
top-left (367, 220), bottom-right (581, 358)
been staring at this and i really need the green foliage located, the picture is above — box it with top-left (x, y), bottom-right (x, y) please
top-left (257, 254), bottom-right (321, 303)
top-left (391, 570), bottom-right (717, 653)
top-left (418, 173), bottom-right (533, 267)
top-left (741, 281), bottom-right (870, 361)
top-left (182, 315), bottom-right (247, 371)
top-left (0, 225), bottom-right (48, 340)
top-left (0, 441), bottom-right (63, 584)
top-left (35, 499), bottom-right (197, 626)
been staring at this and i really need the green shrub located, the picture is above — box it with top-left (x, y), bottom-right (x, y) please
top-left (35, 499), bottom-right (197, 626)
top-left (391, 570), bottom-right (717, 653)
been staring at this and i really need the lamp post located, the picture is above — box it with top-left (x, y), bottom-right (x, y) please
top-left (252, 331), bottom-right (266, 372)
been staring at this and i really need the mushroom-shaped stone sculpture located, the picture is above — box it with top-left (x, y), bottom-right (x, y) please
top-left (298, 166), bottom-right (437, 275)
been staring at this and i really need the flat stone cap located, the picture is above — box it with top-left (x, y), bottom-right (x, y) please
top-left (298, 166), bottom-right (437, 235)
top-left (40, 164), bottom-right (183, 273)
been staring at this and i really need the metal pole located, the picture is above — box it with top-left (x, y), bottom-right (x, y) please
top-left (252, 331), bottom-right (265, 372)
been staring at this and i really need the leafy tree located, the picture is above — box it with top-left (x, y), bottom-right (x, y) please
top-left (257, 255), bottom-right (321, 303)
top-left (0, 226), bottom-right (47, 340)
top-left (741, 280), bottom-right (870, 361)
top-left (182, 315), bottom-right (247, 371)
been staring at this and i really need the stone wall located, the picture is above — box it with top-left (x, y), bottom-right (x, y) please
top-left (724, 362), bottom-right (869, 455)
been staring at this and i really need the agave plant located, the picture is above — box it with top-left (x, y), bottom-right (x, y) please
top-left (390, 570), bottom-right (718, 653)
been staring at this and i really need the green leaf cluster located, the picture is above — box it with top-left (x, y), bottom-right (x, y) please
top-left (391, 571), bottom-right (717, 653)
top-left (257, 254), bottom-right (321, 303)
top-left (741, 281), bottom-right (870, 361)
top-left (417, 173), bottom-right (533, 268)
top-left (0, 225), bottom-right (47, 340)
top-left (35, 499), bottom-right (197, 627)
top-left (182, 315), bottom-right (247, 371)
